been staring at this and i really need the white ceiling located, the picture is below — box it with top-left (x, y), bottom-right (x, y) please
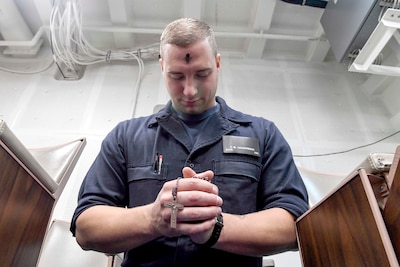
top-left (4, 0), bottom-right (330, 63)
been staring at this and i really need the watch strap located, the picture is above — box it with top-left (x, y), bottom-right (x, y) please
top-left (201, 214), bottom-right (223, 247)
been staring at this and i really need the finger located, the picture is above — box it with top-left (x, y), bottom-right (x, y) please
top-left (182, 167), bottom-right (214, 182)
top-left (178, 178), bottom-right (219, 195)
top-left (160, 179), bottom-right (179, 193)
top-left (177, 206), bottom-right (221, 223)
top-left (177, 190), bottom-right (223, 207)
top-left (182, 166), bottom-right (196, 178)
top-left (194, 170), bottom-right (214, 182)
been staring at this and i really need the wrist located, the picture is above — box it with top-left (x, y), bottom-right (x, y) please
top-left (199, 214), bottom-right (224, 247)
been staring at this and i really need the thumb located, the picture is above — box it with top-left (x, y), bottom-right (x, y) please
top-left (182, 166), bottom-right (196, 178)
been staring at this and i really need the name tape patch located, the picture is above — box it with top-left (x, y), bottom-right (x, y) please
top-left (223, 135), bottom-right (260, 157)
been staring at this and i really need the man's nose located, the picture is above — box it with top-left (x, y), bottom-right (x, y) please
top-left (183, 77), bottom-right (197, 96)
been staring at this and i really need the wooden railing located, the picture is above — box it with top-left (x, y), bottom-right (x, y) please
top-left (296, 146), bottom-right (400, 267)
top-left (0, 142), bottom-right (55, 266)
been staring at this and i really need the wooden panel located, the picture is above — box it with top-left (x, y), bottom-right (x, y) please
top-left (0, 145), bottom-right (54, 267)
top-left (296, 170), bottom-right (398, 267)
top-left (383, 146), bottom-right (400, 262)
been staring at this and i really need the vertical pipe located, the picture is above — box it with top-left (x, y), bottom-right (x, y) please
top-left (0, 0), bottom-right (33, 40)
top-left (0, 0), bottom-right (34, 51)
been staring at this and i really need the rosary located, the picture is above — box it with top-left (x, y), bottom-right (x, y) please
top-left (164, 176), bottom-right (210, 228)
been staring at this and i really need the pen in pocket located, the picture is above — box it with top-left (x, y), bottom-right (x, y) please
top-left (158, 155), bottom-right (163, 174)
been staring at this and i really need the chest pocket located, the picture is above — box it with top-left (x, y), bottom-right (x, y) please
top-left (127, 164), bottom-right (167, 207)
top-left (212, 158), bottom-right (261, 214)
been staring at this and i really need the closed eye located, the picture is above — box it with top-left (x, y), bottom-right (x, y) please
top-left (168, 73), bottom-right (184, 80)
top-left (196, 69), bottom-right (212, 78)
top-left (167, 69), bottom-right (212, 80)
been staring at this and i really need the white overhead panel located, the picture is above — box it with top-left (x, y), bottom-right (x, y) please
top-left (245, 0), bottom-right (276, 58)
top-left (183, 0), bottom-right (202, 19)
top-left (107, 0), bottom-right (134, 49)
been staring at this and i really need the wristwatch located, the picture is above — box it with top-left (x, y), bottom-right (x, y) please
top-left (202, 214), bottom-right (224, 247)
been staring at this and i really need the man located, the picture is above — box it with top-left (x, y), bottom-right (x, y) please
top-left (71, 18), bottom-right (309, 267)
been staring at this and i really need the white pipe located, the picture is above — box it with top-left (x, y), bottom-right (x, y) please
top-left (215, 31), bottom-right (317, 41)
top-left (81, 26), bottom-right (321, 42)
top-left (0, 0), bottom-right (33, 42)
top-left (0, 25), bottom-right (321, 48)
top-left (83, 26), bottom-right (163, 35)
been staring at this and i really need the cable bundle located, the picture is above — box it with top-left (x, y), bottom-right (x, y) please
top-left (49, 0), bottom-right (159, 79)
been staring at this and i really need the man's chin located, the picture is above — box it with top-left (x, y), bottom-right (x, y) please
top-left (180, 103), bottom-right (202, 114)
top-left (184, 107), bottom-right (201, 114)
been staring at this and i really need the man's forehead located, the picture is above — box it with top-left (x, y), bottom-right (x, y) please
top-left (162, 44), bottom-right (217, 70)
top-left (162, 41), bottom-right (212, 58)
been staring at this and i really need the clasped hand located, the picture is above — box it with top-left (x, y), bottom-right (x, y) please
top-left (151, 167), bottom-right (223, 244)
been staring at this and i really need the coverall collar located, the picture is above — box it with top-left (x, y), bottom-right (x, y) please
top-left (149, 96), bottom-right (253, 152)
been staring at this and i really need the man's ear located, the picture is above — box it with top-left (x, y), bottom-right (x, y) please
top-left (216, 54), bottom-right (221, 70)
top-left (159, 58), bottom-right (164, 71)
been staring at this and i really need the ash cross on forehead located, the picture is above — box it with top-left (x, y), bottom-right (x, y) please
top-left (185, 53), bottom-right (191, 64)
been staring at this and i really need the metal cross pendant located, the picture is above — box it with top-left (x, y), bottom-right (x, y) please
top-left (164, 186), bottom-right (184, 228)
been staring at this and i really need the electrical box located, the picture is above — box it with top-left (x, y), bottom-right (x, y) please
top-left (320, 0), bottom-right (382, 63)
